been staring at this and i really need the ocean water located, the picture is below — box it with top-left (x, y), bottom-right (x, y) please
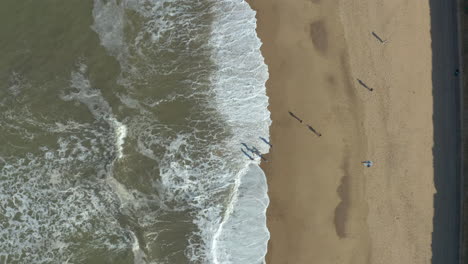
top-left (0, 0), bottom-right (271, 263)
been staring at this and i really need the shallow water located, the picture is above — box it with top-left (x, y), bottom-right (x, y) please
top-left (0, 1), bottom-right (270, 263)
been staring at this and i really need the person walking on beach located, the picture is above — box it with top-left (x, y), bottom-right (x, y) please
top-left (288, 111), bottom-right (303, 123)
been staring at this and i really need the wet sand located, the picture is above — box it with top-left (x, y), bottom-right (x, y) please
top-left (247, 0), bottom-right (436, 263)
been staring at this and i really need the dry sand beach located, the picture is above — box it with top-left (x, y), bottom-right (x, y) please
top-left (247, 0), bottom-right (442, 263)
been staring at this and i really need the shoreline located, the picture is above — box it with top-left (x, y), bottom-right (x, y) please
top-left (249, 0), bottom-right (370, 262)
top-left (249, 0), bottom-right (437, 263)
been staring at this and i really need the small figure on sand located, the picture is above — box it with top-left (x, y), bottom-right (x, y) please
top-left (259, 136), bottom-right (272, 148)
top-left (288, 111), bottom-right (303, 123)
top-left (361, 160), bottom-right (373, 167)
top-left (306, 124), bottom-right (322, 137)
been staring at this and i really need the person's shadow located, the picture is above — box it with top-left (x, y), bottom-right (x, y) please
top-left (356, 79), bottom-right (373, 91)
top-left (371, 31), bottom-right (386, 43)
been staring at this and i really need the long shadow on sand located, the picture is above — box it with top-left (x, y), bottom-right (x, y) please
top-left (429, 0), bottom-right (462, 263)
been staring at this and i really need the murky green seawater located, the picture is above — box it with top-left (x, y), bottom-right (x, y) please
top-left (0, 1), bottom-right (271, 263)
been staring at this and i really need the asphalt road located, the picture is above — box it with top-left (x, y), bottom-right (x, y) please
top-left (429, 0), bottom-right (462, 263)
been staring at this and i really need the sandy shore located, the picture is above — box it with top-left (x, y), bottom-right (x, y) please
top-left (247, 0), bottom-right (435, 263)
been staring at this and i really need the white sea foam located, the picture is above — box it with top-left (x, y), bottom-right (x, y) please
top-left (206, 1), bottom-right (271, 263)
top-left (0, 134), bottom-right (132, 263)
top-left (0, 62), bottom-right (152, 263)
top-left (112, 117), bottom-right (128, 159)
top-left (209, 1), bottom-right (271, 141)
top-left (63, 62), bottom-right (128, 160)
top-left (91, 0), bottom-right (127, 63)
top-left (131, 230), bottom-right (147, 264)
top-left (8, 71), bottom-right (29, 97)
top-left (91, 0), bottom-right (271, 263)
top-left (212, 164), bottom-right (269, 264)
